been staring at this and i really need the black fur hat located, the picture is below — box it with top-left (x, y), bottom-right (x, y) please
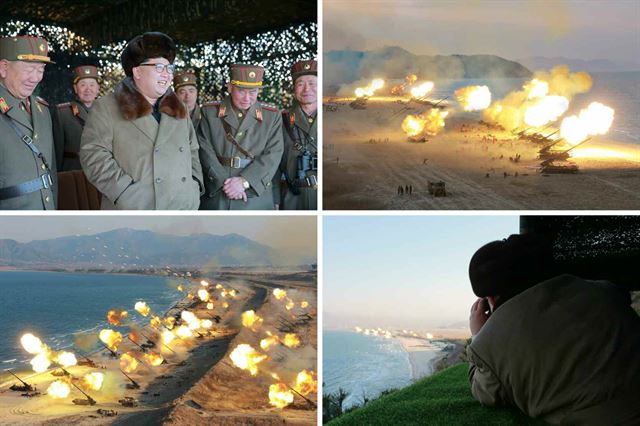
top-left (121, 32), bottom-right (176, 77)
top-left (469, 233), bottom-right (556, 297)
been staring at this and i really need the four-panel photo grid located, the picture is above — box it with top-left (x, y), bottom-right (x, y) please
top-left (0, 1), bottom-right (639, 425)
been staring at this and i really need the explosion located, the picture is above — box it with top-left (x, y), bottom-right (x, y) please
top-left (269, 383), bottom-right (294, 408)
top-left (455, 85), bottom-right (491, 111)
top-left (410, 81), bottom-right (434, 98)
top-left (273, 289), bottom-right (287, 300)
top-left (260, 335), bottom-right (280, 351)
top-left (300, 301), bottom-right (309, 309)
top-left (107, 309), bottom-right (128, 326)
top-left (402, 108), bottom-right (449, 137)
top-left (175, 325), bottom-right (193, 338)
top-left (83, 372), bottom-right (104, 390)
top-left (164, 317), bottom-right (176, 329)
top-left (242, 310), bottom-right (264, 330)
top-left (560, 102), bottom-right (615, 145)
top-left (406, 74), bottom-right (417, 84)
top-left (282, 333), bottom-right (301, 348)
top-left (47, 380), bottom-right (71, 399)
top-left (200, 280), bottom-right (210, 287)
top-left (294, 370), bottom-right (318, 395)
top-left (161, 329), bottom-right (176, 345)
top-left (30, 352), bottom-right (51, 373)
top-left (198, 288), bottom-right (210, 302)
top-left (355, 78), bottom-right (385, 98)
top-left (150, 316), bottom-right (162, 328)
top-left (143, 352), bottom-right (164, 366)
top-left (229, 344), bottom-right (267, 376)
top-left (401, 114), bottom-right (427, 137)
top-left (120, 352), bottom-right (139, 373)
top-left (134, 301), bottom-right (150, 317)
top-left (285, 299), bottom-right (295, 311)
top-left (525, 78), bottom-right (549, 99)
top-left (55, 351), bottom-right (78, 367)
top-left (99, 329), bottom-right (123, 351)
top-left (206, 302), bottom-right (214, 310)
top-left (524, 95), bottom-right (569, 127)
top-left (21, 333), bottom-right (45, 354)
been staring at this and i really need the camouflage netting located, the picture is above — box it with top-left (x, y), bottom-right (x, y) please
top-left (0, 19), bottom-right (317, 108)
top-left (520, 216), bottom-right (640, 290)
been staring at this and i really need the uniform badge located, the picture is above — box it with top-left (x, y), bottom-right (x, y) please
top-left (183, 76), bottom-right (189, 82)
top-left (84, 68), bottom-right (91, 74)
top-left (255, 108), bottom-right (263, 122)
top-left (71, 104), bottom-right (79, 116)
top-left (39, 44), bottom-right (45, 52)
top-left (218, 105), bottom-right (226, 118)
top-left (290, 113), bottom-right (296, 127)
top-left (0, 97), bottom-right (9, 113)
top-left (304, 64), bottom-right (311, 70)
top-left (249, 71), bottom-right (256, 78)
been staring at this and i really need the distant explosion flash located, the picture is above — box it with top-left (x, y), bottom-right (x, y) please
top-left (410, 81), bottom-right (434, 98)
top-left (269, 383), bottom-right (294, 408)
top-left (455, 85), bottom-right (491, 111)
top-left (560, 102), bottom-right (615, 145)
top-left (229, 344), bottom-right (267, 376)
top-left (355, 78), bottom-right (385, 98)
top-left (402, 108), bottom-right (449, 138)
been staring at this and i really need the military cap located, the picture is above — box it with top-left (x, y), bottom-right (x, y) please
top-left (469, 234), bottom-right (557, 297)
top-left (291, 59), bottom-right (317, 82)
top-left (121, 32), bottom-right (176, 77)
top-left (173, 69), bottom-right (197, 90)
top-left (73, 65), bottom-right (99, 84)
top-left (229, 64), bottom-right (264, 89)
top-left (0, 36), bottom-right (55, 64)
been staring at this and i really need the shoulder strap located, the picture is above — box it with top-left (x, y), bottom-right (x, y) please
top-left (221, 120), bottom-right (254, 160)
top-left (0, 112), bottom-right (51, 173)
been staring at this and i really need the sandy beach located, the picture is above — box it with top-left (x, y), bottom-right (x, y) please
top-left (395, 336), bottom-right (441, 381)
top-left (0, 270), bottom-right (317, 426)
top-left (323, 97), bottom-right (640, 210)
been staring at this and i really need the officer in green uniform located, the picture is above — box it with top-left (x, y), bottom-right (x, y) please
top-left (279, 59), bottom-right (317, 210)
top-left (173, 69), bottom-right (202, 130)
top-left (198, 64), bottom-right (283, 210)
top-left (52, 65), bottom-right (100, 171)
top-left (0, 36), bottom-right (56, 210)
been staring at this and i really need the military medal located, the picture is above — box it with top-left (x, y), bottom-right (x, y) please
top-left (0, 97), bottom-right (9, 114)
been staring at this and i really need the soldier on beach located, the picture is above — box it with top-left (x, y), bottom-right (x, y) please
top-left (198, 64), bottom-right (283, 210)
top-left (52, 65), bottom-right (100, 171)
top-left (0, 35), bottom-right (57, 210)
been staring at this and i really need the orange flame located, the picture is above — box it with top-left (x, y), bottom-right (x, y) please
top-left (455, 85), bottom-right (492, 111)
top-left (134, 301), bottom-right (150, 317)
top-left (282, 333), bottom-right (301, 348)
top-left (295, 370), bottom-right (318, 395)
top-left (260, 335), bottom-right (280, 351)
top-left (107, 309), bottom-right (129, 326)
top-left (143, 351), bottom-right (164, 366)
top-left (269, 383), bottom-right (294, 408)
top-left (229, 344), bottom-right (267, 376)
top-left (120, 352), bottom-right (139, 373)
top-left (273, 289), bottom-right (287, 300)
top-left (47, 380), bottom-right (71, 399)
top-left (242, 310), bottom-right (264, 330)
top-left (560, 101), bottom-right (615, 145)
top-left (99, 329), bottom-right (123, 351)
top-left (83, 372), bottom-right (104, 390)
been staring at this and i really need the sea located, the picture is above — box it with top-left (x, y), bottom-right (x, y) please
top-left (430, 71), bottom-right (640, 145)
top-left (0, 271), bottom-right (182, 372)
top-left (323, 330), bottom-right (412, 409)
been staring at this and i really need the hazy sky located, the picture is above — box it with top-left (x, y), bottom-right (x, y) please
top-left (0, 215), bottom-right (316, 251)
top-left (324, 0), bottom-right (640, 63)
top-left (324, 215), bottom-right (519, 331)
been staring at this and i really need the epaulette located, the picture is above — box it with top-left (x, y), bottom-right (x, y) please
top-left (36, 96), bottom-right (49, 106)
top-left (202, 101), bottom-right (221, 108)
top-left (57, 102), bottom-right (71, 109)
top-left (261, 103), bottom-right (278, 112)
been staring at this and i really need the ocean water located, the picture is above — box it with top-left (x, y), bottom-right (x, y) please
top-left (431, 71), bottom-right (640, 145)
top-left (323, 330), bottom-right (412, 409)
top-left (0, 271), bottom-right (182, 371)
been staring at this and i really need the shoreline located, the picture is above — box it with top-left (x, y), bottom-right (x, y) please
top-left (394, 336), bottom-right (444, 381)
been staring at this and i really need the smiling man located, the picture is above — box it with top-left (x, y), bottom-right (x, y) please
top-left (197, 63), bottom-right (283, 210)
top-left (173, 69), bottom-right (202, 130)
top-left (80, 32), bottom-right (203, 210)
top-left (52, 65), bottom-right (100, 171)
top-left (278, 59), bottom-right (317, 210)
top-left (0, 35), bottom-right (57, 210)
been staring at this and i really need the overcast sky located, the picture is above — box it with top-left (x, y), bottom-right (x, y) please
top-left (324, 0), bottom-right (640, 64)
top-left (0, 215), bottom-right (316, 251)
top-left (324, 215), bottom-right (519, 331)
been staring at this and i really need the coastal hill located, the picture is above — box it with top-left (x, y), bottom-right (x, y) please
top-left (324, 46), bottom-right (532, 89)
top-left (0, 228), bottom-right (315, 269)
top-left (327, 363), bottom-right (545, 426)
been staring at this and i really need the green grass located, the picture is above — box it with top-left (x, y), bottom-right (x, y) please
top-left (327, 363), bottom-right (548, 426)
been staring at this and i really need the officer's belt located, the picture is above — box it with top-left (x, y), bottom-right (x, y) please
top-left (0, 174), bottom-right (53, 201)
top-left (217, 156), bottom-right (252, 169)
top-left (64, 151), bottom-right (79, 159)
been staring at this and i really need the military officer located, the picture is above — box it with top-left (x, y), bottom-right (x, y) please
top-left (80, 32), bottom-right (203, 210)
top-left (52, 65), bottom-right (100, 171)
top-left (0, 35), bottom-right (57, 210)
top-left (279, 59), bottom-right (317, 210)
top-left (198, 64), bottom-right (283, 210)
top-left (173, 69), bottom-right (202, 130)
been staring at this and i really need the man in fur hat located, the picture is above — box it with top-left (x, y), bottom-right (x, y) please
top-left (0, 35), bottom-right (57, 210)
top-left (52, 65), bottom-right (100, 171)
top-left (278, 59), bottom-right (317, 210)
top-left (467, 234), bottom-right (640, 425)
top-left (197, 64), bottom-right (283, 210)
top-left (80, 32), bottom-right (203, 210)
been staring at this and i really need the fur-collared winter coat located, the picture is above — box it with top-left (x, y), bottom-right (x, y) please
top-left (80, 78), bottom-right (203, 210)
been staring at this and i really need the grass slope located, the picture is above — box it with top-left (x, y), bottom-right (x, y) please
top-left (327, 363), bottom-right (548, 426)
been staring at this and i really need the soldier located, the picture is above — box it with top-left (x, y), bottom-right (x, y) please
top-left (52, 65), bottom-right (100, 171)
top-left (198, 64), bottom-right (283, 210)
top-left (0, 35), bottom-right (57, 210)
top-left (80, 32), bottom-right (203, 210)
top-left (173, 69), bottom-right (202, 130)
top-left (279, 59), bottom-right (317, 210)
